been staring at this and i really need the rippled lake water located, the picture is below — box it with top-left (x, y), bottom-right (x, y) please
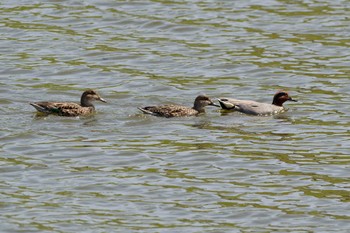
top-left (1, 0), bottom-right (350, 232)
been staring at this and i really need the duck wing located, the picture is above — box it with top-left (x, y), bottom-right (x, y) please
top-left (30, 102), bottom-right (93, 116)
top-left (218, 98), bottom-right (258, 110)
top-left (235, 102), bottom-right (284, 115)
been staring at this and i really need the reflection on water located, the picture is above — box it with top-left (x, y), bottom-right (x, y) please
top-left (1, 0), bottom-right (350, 232)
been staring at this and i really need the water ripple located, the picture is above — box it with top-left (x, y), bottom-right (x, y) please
top-left (1, 0), bottom-right (350, 232)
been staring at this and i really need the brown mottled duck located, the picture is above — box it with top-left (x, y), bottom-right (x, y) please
top-left (138, 95), bottom-right (219, 118)
top-left (30, 89), bottom-right (106, 117)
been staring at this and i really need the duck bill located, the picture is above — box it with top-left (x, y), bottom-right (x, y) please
top-left (288, 97), bottom-right (297, 102)
top-left (209, 101), bottom-right (221, 107)
top-left (99, 97), bottom-right (107, 103)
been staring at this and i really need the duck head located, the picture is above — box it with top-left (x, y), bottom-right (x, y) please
top-left (81, 89), bottom-right (107, 107)
top-left (193, 95), bottom-right (219, 112)
top-left (272, 91), bottom-right (297, 107)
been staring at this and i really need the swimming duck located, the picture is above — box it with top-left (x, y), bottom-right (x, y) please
top-left (138, 95), bottom-right (219, 118)
top-left (218, 91), bottom-right (297, 116)
top-left (30, 89), bottom-right (106, 117)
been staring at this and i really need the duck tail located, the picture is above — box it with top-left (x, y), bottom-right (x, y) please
top-left (217, 99), bottom-right (235, 110)
top-left (29, 102), bottom-right (56, 114)
top-left (138, 107), bottom-right (156, 115)
top-left (30, 103), bottom-right (47, 112)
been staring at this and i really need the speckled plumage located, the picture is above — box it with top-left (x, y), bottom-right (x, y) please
top-left (30, 89), bottom-right (106, 117)
top-left (138, 95), bottom-right (218, 118)
top-left (218, 91), bottom-right (297, 116)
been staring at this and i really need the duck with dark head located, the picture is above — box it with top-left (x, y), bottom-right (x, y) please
top-left (218, 91), bottom-right (297, 116)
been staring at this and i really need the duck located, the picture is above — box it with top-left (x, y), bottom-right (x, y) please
top-left (138, 95), bottom-right (219, 118)
top-left (217, 91), bottom-right (297, 116)
top-left (30, 89), bottom-right (107, 117)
